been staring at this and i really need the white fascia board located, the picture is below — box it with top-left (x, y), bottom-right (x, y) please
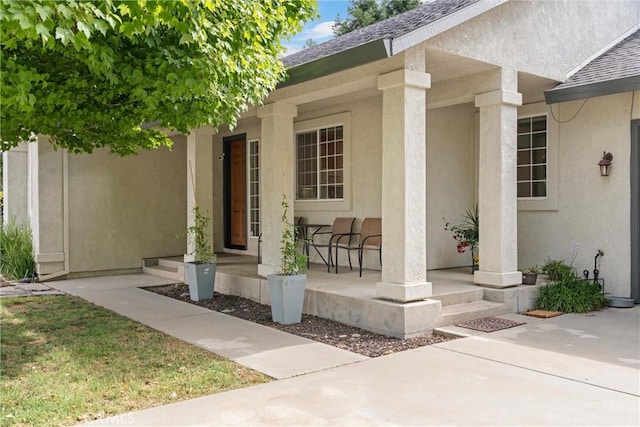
top-left (392, 0), bottom-right (509, 54)
top-left (564, 23), bottom-right (640, 81)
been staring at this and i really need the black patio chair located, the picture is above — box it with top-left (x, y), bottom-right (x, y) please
top-left (332, 218), bottom-right (382, 276)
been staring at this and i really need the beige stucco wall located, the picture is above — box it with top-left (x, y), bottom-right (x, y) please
top-left (427, 0), bottom-right (640, 81)
top-left (221, 96), bottom-right (478, 271)
top-left (518, 91), bottom-right (639, 298)
top-left (2, 143), bottom-right (29, 225)
top-left (67, 139), bottom-right (187, 273)
top-left (426, 103), bottom-right (477, 270)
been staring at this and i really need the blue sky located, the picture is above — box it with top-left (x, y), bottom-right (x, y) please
top-left (284, 1), bottom-right (350, 55)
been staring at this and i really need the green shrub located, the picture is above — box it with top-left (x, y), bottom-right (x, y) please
top-left (535, 276), bottom-right (607, 313)
top-left (542, 258), bottom-right (574, 280)
top-left (0, 219), bottom-right (36, 280)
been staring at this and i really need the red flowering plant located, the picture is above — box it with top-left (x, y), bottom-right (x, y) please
top-left (443, 205), bottom-right (479, 257)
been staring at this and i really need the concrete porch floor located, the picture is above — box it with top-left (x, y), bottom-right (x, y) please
top-left (145, 253), bottom-right (540, 338)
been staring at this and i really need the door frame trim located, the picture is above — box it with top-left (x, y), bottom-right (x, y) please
top-left (223, 133), bottom-right (247, 250)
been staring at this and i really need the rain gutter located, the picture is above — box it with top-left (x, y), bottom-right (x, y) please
top-left (544, 76), bottom-right (640, 104)
top-left (281, 0), bottom-right (507, 87)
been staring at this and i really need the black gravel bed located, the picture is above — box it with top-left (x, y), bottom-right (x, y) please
top-left (144, 283), bottom-right (455, 358)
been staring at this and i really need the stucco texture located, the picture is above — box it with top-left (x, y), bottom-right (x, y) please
top-left (427, 103), bottom-right (477, 270)
top-left (67, 140), bottom-right (187, 273)
top-left (427, 0), bottom-right (640, 82)
top-left (518, 92), bottom-right (638, 298)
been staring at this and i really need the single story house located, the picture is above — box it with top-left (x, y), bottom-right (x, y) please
top-left (3, 0), bottom-right (639, 337)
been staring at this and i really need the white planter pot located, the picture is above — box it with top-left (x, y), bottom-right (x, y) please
top-left (185, 261), bottom-right (216, 301)
top-left (267, 274), bottom-right (306, 324)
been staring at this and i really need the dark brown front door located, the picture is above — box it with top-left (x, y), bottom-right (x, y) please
top-left (228, 137), bottom-right (247, 249)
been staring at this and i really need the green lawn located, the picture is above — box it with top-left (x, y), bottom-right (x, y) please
top-left (0, 296), bottom-right (270, 426)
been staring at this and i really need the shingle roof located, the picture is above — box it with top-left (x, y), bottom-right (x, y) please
top-left (282, 0), bottom-right (481, 68)
top-left (545, 29), bottom-right (640, 104)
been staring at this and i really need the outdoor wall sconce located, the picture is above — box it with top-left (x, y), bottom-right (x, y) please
top-left (598, 151), bottom-right (613, 176)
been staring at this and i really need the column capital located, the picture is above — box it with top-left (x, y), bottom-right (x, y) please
top-left (377, 69), bottom-right (431, 91)
top-left (188, 126), bottom-right (216, 139)
top-left (257, 102), bottom-right (297, 119)
top-left (475, 89), bottom-right (522, 107)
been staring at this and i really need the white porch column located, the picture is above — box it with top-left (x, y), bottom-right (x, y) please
top-left (186, 127), bottom-right (215, 261)
top-left (2, 142), bottom-right (29, 225)
top-left (28, 136), bottom-right (69, 278)
top-left (256, 102), bottom-right (298, 277)
top-left (376, 55), bottom-right (432, 302)
top-left (474, 68), bottom-right (523, 288)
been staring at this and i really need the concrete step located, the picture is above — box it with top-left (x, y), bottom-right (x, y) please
top-left (436, 300), bottom-right (508, 327)
top-left (429, 288), bottom-right (484, 306)
top-left (159, 258), bottom-right (184, 269)
top-left (142, 264), bottom-right (183, 282)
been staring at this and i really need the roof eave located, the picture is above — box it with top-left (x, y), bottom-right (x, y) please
top-left (544, 75), bottom-right (640, 104)
top-left (279, 39), bottom-right (393, 88)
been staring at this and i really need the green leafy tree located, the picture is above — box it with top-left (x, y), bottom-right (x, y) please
top-left (333, 0), bottom-right (421, 36)
top-left (303, 38), bottom-right (317, 49)
top-left (0, 0), bottom-right (317, 156)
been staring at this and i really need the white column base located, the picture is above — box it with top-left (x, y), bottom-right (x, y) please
top-left (474, 270), bottom-right (522, 288)
top-left (376, 281), bottom-right (432, 302)
top-left (258, 263), bottom-right (277, 278)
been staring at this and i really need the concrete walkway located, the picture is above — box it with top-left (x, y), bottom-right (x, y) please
top-left (49, 274), bottom-right (367, 379)
top-left (44, 274), bottom-right (639, 426)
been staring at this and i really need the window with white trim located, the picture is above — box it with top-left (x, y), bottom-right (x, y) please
top-left (296, 125), bottom-right (344, 200)
top-left (517, 115), bottom-right (547, 198)
top-left (249, 140), bottom-right (260, 236)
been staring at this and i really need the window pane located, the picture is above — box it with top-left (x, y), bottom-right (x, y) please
top-left (517, 118), bottom-right (530, 134)
top-left (336, 126), bottom-right (343, 139)
top-left (531, 116), bottom-right (547, 132)
top-left (517, 134), bottom-right (530, 149)
top-left (517, 166), bottom-right (531, 181)
top-left (532, 181), bottom-right (546, 197)
top-left (517, 151), bottom-right (531, 165)
top-left (532, 149), bottom-right (546, 164)
top-left (517, 182), bottom-right (531, 198)
top-left (532, 165), bottom-right (546, 180)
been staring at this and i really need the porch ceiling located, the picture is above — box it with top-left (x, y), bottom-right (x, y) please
top-left (296, 50), bottom-right (557, 114)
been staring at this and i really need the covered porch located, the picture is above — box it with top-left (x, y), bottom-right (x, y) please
top-left (143, 254), bottom-right (540, 338)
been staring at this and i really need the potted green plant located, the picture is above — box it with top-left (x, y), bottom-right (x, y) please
top-left (182, 206), bottom-right (216, 301)
top-left (521, 265), bottom-right (541, 285)
top-left (443, 205), bottom-right (479, 273)
top-left (267, 196), bottom-right (308, 324)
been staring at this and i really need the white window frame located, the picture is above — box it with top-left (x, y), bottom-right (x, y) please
top-left (294, 112), bottom-right (352, 212)
top-left (248, 139), bottom-right (260, 238)
top-left (517, 114), bottom-right (548, 200)
top-left (517, 103), bottom-right (558, 211)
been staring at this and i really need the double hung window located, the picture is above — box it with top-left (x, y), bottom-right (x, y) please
top-left (517, 115), bottom-right (547, 199)
top-left (296, 125), bottom-right (344, 200)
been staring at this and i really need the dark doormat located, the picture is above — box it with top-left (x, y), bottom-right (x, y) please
top-left (456, 316), bottom-right (525, 332)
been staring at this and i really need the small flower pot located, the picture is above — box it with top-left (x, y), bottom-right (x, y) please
top-left (522, 272), bottom-right (538, 285)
